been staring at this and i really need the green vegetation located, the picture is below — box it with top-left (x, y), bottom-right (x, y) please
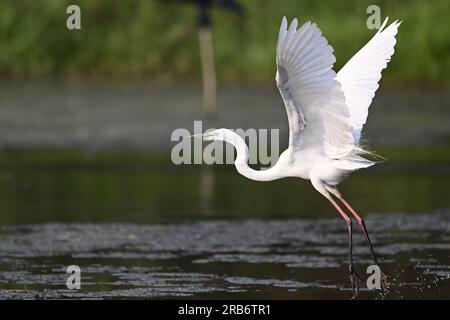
top-left (0, 0), bottom-right (449, 85)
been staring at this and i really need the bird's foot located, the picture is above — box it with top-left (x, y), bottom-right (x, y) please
top-left (379, 267), bottom-right (389, 293)
top-left (349, 267), bottom-right (361, 299)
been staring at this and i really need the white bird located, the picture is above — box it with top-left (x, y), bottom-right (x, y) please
top-left (197, 16), bottom-right (400, 296)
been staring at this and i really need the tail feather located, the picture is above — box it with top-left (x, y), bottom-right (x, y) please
top-left (335, 145), bottom-right (384, 171)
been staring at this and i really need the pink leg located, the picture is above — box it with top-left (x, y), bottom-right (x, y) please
top-left (328, 197), bottom-right (351, 223)
top-left (339, 197), bottom-right (379, 265)
top-left (327, 197), bottom-right (361, 296)
top-left (339, 197), bottom-right (389, 292)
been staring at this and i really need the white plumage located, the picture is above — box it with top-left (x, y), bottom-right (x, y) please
top-left (198, 16), bottom-right (400, 295)
top-left (276, 17), bottom-right (354, 159)
top-left (337, 18), bottom-right (401, 141)
top-left (200, 15), bottom-right (402, 190)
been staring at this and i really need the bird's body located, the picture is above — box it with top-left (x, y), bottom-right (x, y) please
top-left (198, 16), bottom-right (401, 296)
top-left (207, 129), bottom-right (372, 188)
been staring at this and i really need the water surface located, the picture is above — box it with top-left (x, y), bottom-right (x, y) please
top-left (0, 213), bottom-right (448, 299)
top-left (0, 151), bottom-right (449, 299)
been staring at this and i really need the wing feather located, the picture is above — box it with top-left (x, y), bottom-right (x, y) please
top-left (336, 18), bottom-right (401, 142)
top-left (276, 17), bottom-right (354, 158)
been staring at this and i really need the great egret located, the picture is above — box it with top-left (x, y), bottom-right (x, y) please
top-left (197, 16), bottom-right (401, 296)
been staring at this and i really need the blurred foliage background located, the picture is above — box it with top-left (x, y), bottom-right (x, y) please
top-left (0, 0), bottom-right (449, 85)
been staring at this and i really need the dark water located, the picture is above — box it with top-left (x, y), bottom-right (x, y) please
top-left (0, 213), bottom-right (448, 299)
top-left (0, 151), bottom-right (449, 299)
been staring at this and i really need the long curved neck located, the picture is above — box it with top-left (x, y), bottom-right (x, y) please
top-left (227, 134), bottom-right (284, 182)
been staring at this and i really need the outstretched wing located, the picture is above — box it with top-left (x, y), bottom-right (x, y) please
top-left (336, 18), bottom-right (401, 142)
top-left (276, 17), bottom-right (354, 158)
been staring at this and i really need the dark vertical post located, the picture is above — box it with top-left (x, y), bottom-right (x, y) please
top-left (198, 0), bottom-right (217, 114)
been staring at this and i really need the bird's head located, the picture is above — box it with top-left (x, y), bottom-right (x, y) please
top-left (190, 128), bottom-right (234, 142)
